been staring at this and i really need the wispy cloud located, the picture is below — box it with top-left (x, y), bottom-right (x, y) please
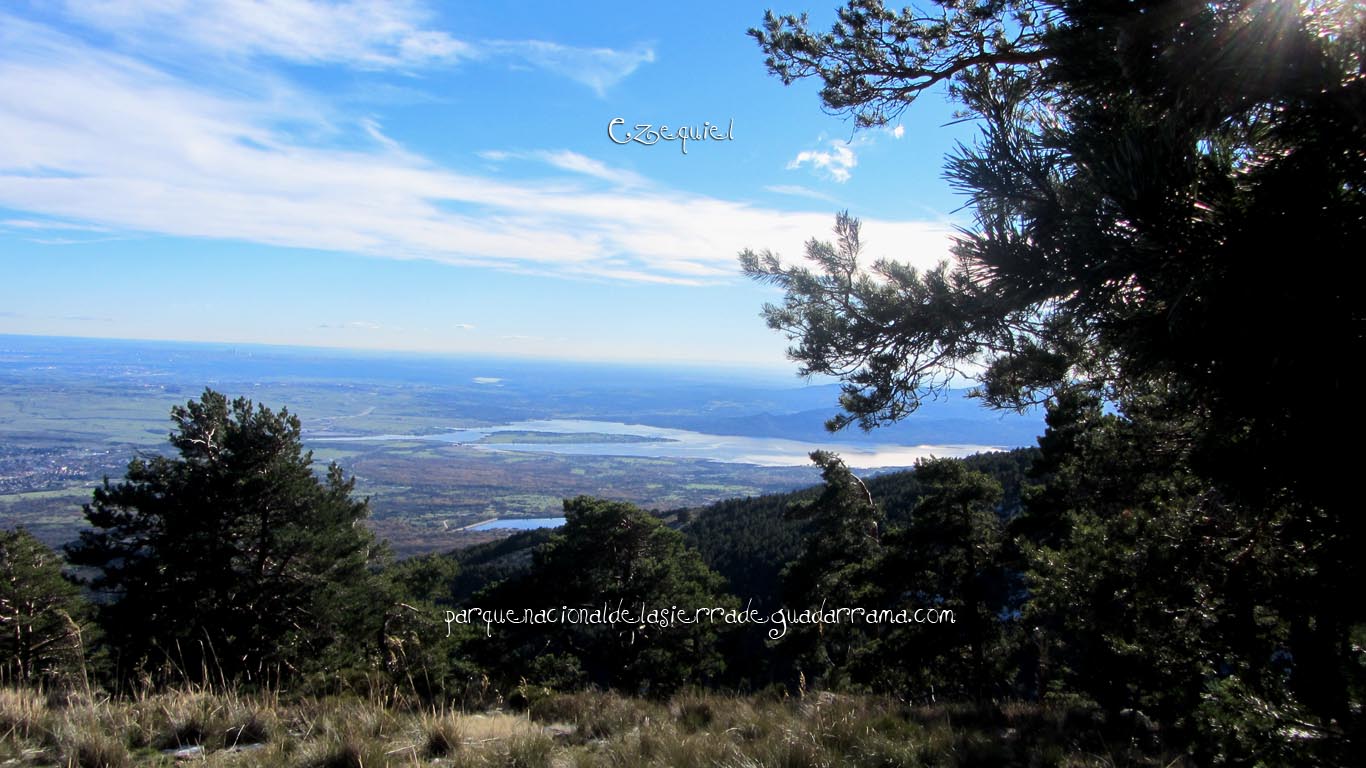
top-left (484, 40), bottom-right (655, 97)
top-left (63, 0), bottom-right (473, 68)
top-left (1, 218), bottom-right (110, 232)
top-left (765, 185), bottom-right (838, 204)
top-left (27, 236), bottom-right (132, 246)
top-left (0, 12), bottom-right (955, 285)
top-left (3, 217), bottom-right (130, 245)
top-left (359, 118), bottom-right (403, 152)
top-left (59, 0), bottom-right (653, 94)
top-left (480, 149), bottom-right (649, 188)
top-left (318, 320), bottom-right (396, 330)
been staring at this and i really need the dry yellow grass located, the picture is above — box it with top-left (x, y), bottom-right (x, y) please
top-left (0, 685), bottom-right (1190, 767)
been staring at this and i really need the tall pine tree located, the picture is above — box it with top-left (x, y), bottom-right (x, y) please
top-left (67, 389), bottom-right (384, 686)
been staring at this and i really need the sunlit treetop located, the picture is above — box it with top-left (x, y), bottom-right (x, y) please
top-left (743, 0), bottom-right (1364, 517)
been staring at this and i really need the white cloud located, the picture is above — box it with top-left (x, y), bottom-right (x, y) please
top-left (0, 14), bottom-right (956, 285)
top-left (787, 142), bottom-right (858, 183)
top-left (890, 124), bottom-right (905, 139)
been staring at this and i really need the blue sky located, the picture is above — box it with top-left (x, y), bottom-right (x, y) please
top-left (0, 1), bottom-right (979, 369)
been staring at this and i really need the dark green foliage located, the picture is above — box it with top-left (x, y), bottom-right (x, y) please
top-left (473, 497), bottom-right (735, 696)
top-left (883, 459), bottom-right (1008, 702)
top-left (386, 552), bottom-right (460, 606)
top-left (746, 0), bottom-right (1364, 761)
top-left (0, 528), bottom-right (92, 686)
top-left (1020, 392), bottom-right (1210, 715)
top-left (380, 529), bottom-right (566, 701)
top-left (376, 553), bottom-right (474, 702)
top-left (65, 389), bottom-right (385, 686)
top-left (1019, 387), bottom-right (1357, 761)
top-left (751, 1), bottom-right (1050, 130)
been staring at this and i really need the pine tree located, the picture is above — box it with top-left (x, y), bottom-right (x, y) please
top-left (66, 389), bottom-right (384, 685)
top-left (745, 1), bottom-right (1364, 756)
top-left (779, 451), bottom-right (884, 688)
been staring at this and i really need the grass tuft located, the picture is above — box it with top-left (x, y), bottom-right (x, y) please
top-left (421, 710), bottom-right (464, 758)
top-left (66, 730), bottom-right (131, 768)
top-left (0, 686), bottom-right (49, 742)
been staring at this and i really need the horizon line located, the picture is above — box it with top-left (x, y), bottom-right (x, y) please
top-left (0, 330), bottom-right (807, 382)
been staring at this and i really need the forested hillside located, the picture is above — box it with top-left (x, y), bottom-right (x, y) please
top-left (684, 448), bottom-right (1036, 602)
top-left (14, 385), bottom-right (1355, 764)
